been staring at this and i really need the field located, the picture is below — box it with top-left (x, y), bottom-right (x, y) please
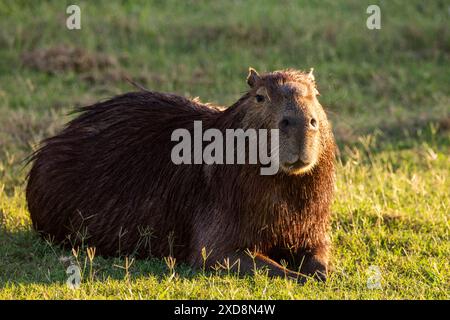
top-left (0, 0), bottom-right (449, 299)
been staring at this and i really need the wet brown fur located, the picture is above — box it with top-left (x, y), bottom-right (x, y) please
top-left (26, 69), bottom-right (336, 282)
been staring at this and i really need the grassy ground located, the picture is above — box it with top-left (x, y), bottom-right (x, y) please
top-left (0, 0), bottom-right (449, 299)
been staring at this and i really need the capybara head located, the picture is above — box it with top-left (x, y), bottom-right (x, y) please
top-left (242, 68), bottom-right (327, 175)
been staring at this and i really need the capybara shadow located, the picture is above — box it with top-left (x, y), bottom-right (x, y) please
top-left (26, 68), bottom-right (336, 282)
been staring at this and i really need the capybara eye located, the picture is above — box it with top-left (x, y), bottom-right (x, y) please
top-left (255, 94), bottom-right (265, 103)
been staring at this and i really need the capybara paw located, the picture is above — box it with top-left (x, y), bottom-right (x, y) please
top-left (301, 258), bottom-right (328, 282)
top-left (313, 269), bottom-right (327, 282)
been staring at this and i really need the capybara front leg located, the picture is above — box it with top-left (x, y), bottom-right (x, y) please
top-left (298, 247), bottom-right (329, 282)
top-left (213, 251), bottom-right (306, 283)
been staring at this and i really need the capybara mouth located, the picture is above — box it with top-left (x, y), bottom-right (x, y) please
top-left (282, 158), bottom-right (316, 175)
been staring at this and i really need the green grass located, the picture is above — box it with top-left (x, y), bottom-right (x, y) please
top-left (0, 0), bottom-right (449, 299)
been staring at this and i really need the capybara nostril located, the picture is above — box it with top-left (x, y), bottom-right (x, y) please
top-left (279, 118), bottom-right (290, 131)
top-left (309, 117), bottom-right (318, 130)
top-left (279, 117), bottom-right (300, 131)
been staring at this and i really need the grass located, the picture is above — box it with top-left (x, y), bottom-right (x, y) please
top-left (0, 0), bottom-right (449, 299)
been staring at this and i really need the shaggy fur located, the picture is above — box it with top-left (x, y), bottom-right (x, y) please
top-left (26, 69), bottom-right (336, 282)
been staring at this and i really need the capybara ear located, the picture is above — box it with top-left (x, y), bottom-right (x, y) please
top-left (308, 68), bottom-right (320, 96)
top-left (247, 67), bottom-right (260, 88)
top-left (307, 68), bottom-right (315, 82)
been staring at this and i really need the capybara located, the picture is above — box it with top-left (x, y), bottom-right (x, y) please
top-left (26, 68), bottom-right (336, 282)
